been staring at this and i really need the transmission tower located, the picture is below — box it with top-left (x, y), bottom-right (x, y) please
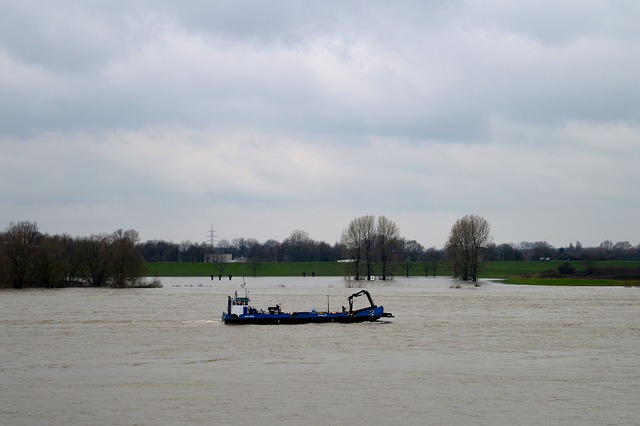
top-left (207, 225), bottom-right (217, 251)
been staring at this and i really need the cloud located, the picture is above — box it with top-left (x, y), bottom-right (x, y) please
top-left (1, 1), bottom-right (639, 247)
top-left (4, 1), bottom-right (638, 137)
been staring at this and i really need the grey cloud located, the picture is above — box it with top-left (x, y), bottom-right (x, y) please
top-left (0, 2), bottom-right (131, 73)
top-left (2, 1), bottom-right (639, 246)
top-left (3, 1), bottom-right (638, 138)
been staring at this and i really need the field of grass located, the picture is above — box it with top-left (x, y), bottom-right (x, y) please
top-left (144, 260), bottom-right (640, 286)
top-left (498, 277), bottom-right (640, 286)
top-left (145, 261), bottom-right (352, 278)
top-left (483, 260), bottom-right (640, 286)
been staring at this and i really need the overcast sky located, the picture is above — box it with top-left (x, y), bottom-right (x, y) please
top-left (1, 1), bottom-right (639, 248)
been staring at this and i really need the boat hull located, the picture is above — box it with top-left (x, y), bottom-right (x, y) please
top-left (222, 307), bottom-right (390, 325)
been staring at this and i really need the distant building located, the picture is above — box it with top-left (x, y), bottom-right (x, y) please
top-left (204, 253), bottom-right (232, 263)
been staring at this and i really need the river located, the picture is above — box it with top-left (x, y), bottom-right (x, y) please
top-left (1, 277), bottom-right (639, 425)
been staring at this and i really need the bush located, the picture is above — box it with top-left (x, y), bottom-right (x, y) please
top-left (128, 277), bottom-right (163, 288)
top-left (558, 262), bottom-right (576, 275)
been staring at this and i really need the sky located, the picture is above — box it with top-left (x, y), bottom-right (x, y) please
top-left (1, 1), bottom-right (639, 249)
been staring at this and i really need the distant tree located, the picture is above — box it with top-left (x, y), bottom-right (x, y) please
top-left (216, 239), bottom-right (232, 258)
top-left (402, 239), bottom-right (425, 278)
top-left (262, 239), bottom-right (281, 261)
top-left (282, 229), bottom-right (313, 262)
top-left (532, 241), bottom-right (556, 260)
top-left (249, 254), bottom-right (263, 277)
top-left (600, 240), bottom-right (614, 260)
top-left (33, 234), bottom-right (70, 288)
top-left (213, 259), bottom-right (226, 279)
top-left (562, 240), bottom-right (584, 260)
top-left (423, 247), bottom-right (443, 277)
top-left (0, 233), bottom-right (6, 285)
top-left (582, 248), bottom-right (598, 274)
top-left (446, 214), bottom-right (492, 282)
top-left (340, 217), bottom-right (367, 280)
top-left (341, 214), bottom-right (402, 280)
top-left (613, 241), bottom-right (633, 260)
top-left (2, 221), bottom-right (40, 288)
top-left (360, 215), bottom-right (376, 279)
top-left (77, 234), bottom-right (113, 286)
top-left (180, 241), bottom-right (203, 262)
top-left (377, 216), bottom-right (401, 280)
top-left (244, 238), bottom-right (261, 259)
top-left (313, 241), bottom-right (337, 262)
top-left (139, 240), bottom-right (179, 262)
top-left (231, 237), bottom-right (260, 259)
top-left (110, 229), bottom-right (145, 288)
top-left (493, 243), bottom-right (523, 261)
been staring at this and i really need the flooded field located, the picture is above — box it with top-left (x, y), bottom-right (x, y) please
top-left (1, 277), bottom-right (639, 425)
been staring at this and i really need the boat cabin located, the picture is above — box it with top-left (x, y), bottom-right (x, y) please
top-left (228, 292), bottom-right (253, 316)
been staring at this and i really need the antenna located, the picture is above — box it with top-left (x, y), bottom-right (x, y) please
top-left (242, 277), bottom-right (248, 298)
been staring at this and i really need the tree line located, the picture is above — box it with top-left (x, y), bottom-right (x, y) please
top-left (3, 216), bottom-right (640, 288)
top-left (486, 239), bottom-right (640, 262)
top-left (0, 221), bottom-right (152, 289)
top-left (140, 229), bottom-right (342, 263)
top-left (139, 223), bottom-right (640, 265)
top-left (139, 236), bottom-right (640, 264)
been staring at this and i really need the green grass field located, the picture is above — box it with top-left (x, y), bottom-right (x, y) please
top-left (144, 261), bottom-right (348, 278)
top-left (144, 260), bottom-right (640, 286)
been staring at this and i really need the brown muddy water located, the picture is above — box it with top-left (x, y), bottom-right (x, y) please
top-left (1, 277), bottom-right (639, 426)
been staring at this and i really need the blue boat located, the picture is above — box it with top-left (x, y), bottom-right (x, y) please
top-left (222, 288), bottom-right (393, 325)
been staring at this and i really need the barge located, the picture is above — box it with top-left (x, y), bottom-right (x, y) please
top-left (222, 287), bottom-right (393, 325)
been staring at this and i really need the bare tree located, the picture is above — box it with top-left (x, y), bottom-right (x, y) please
top-left (582, 248), bottom-right (597, 274)
top-left (231, 237), bottom-right (260, 259)
top-left (613, 241), bottom-right (633, 260)
top-left (2, 221), bottom-right (40, 288)
top-left (33, 234), bottom-right (70, 288)
top-left (401, 239), bottom-right (424, 277)
top-left (77, 234), bottom-right (113, 286)
top-left (422, 247), bottom-right (442, 277)
top-left (262, 239), bottom-right (281, 262)
top-left (249, 257), bottom-right (262, 277)
top-left (282, 229), bottom-right (312, 261)
top-left (340, 217), bottom-right (366, 280)
top-left (341, 215), bottom-right (399, 280)
top-left (377, 215), bottom-right (400, 280)
top-left (213, 258), bottom-right (227, 279)
top-left (340, 219), bottom-right (360, 280)
top-left (599, 240), bottom-right (614, 260)
top-left (110, 229), bottom-right (144, 288)
top-left (360, 215), bottom-right (376, 280)
top-left (492, 243), bottom-right (523, 261)
top-left (528, 241), bottom-right (555, 260)
top-left (446, 214), bottom-right (492, 282)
